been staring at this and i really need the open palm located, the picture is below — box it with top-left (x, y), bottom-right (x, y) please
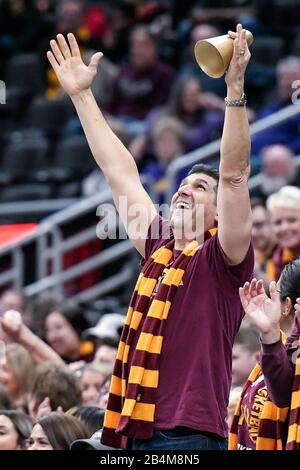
top-left (239, 279), bottom-right (281, 334)
top-left (47, 33), bottom-right (103, 96)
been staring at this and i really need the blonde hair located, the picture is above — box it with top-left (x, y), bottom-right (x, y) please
top-left (266, 186), bottom-right (300, 214)
top-left (5, 343), bottom-right (35, 396)
top-left (152, 116), bottom-right (186, 146)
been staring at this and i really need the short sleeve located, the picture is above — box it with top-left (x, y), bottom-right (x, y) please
top-left (204, 235), bottom-right (254, 294)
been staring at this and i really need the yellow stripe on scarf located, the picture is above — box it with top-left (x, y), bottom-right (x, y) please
top-left (128, 366), bottom-right (159, 388)
top-left (136, 333), bottom-right (163, 354)
top-left (104, 410), bottom-right (121, 429)
top-left (148, 299), bottom-right (171, 320)
top-left (122, 400), bottom-right (155, 421)
top-left (291, 390), bottom-right (300, 410)
top-left (162, 267), bottom-right (185, 286)
top-left (110, 375), bottom-right (127, 397)
top-left (286, 423), bottom-right (300, 444)
top-left (116, 341), bottom-right (130, 363)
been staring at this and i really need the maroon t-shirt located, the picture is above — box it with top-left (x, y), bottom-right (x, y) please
top-left (142, 216), bottom-right (254, 438)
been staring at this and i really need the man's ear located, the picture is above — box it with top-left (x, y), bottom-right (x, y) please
top-left (282, 297), bottom-right (293, 317)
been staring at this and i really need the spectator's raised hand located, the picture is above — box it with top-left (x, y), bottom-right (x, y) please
top-left (47, 33), bottom-right (103, 97)
top-left (36, 397), bottom-right (63, 419)
top-left (239, 280), bottom-right (281, 340)
top-left (1, 310), bottom-right (23, 341)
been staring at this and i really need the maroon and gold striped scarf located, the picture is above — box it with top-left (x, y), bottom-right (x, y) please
top-left (229, 337), bottom-right (300, 450)
top-left (101, 238), bottom-right (201, 448)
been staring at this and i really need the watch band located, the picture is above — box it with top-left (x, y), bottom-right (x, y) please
top-left (224, 92), bottom-right (247, 107)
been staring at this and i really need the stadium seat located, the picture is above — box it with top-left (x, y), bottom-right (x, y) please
top-left (5, 53), bottom-right (43, 96)
top-left (292, 36), bottom-right (300, 56)
top-left (251, 37), bottom-right (284, 66)
top-left (37, 135), bottom-right (96, 184)
top-left (26, 97), bottom-right (75, 137)
top-left (0, 139), bottom-right (49, 183)
top-left (0, 183), bottom-right (52, 202)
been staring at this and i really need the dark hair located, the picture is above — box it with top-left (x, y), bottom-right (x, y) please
top-left (0, 384), bottom-right (11, 410)
top-left (31, 363), bottom-right (81, 413)
top-left (37, 412), bottom-right (89, 450)
top-left (66, 406), bottom-right (105, 435)
top-left (167, 75), bottom-right (202, 117)
top-left (130, 24), bottom-right (159, 48)
top-left (187, 163), bottom-right (219, 192)
top-left (51, 305), bottom-right (89, 336)
top-left (250, 198), bottom-right (266, 211)
top-left (279, 258), bottom-right (300, 306)
top-left (0, 410), bottom-right (33, 449)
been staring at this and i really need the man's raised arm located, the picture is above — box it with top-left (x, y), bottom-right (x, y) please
top-left (47, 33), bottom-right (157, 257)
top-left (217, 24), bottom-right (252, 265)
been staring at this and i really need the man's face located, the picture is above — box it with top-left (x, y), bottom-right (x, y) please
top-left (252, 206), bottom-right (271, 250)
top-left (170, 173), bottom-right (218, 242)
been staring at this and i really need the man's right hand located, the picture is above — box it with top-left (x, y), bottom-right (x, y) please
top-left (47, 33), bottom-right (103, 97)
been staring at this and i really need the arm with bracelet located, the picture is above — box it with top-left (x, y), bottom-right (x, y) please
top-left (217, 24), bottom-right (252, 266)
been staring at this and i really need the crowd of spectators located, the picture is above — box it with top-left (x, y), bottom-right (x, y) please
top-left (1, 0), bottom-right (300, 204)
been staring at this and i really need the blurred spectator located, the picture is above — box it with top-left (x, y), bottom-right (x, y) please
top-left (101, 1), bottom-right (135, 64)
top-left (84, 313), bottom-right (124, 347)
top-left (179, 24), bottom-right (227, 98)
top-left (106, 24), bottom-right (175, 135)
top-left (251, 198), bottom-right (275, 283)
top-left (165, 76), bottom-right (224, 149)
top-left (27, 412), bottom-right (89, 450)
top-left (79, 364), bottom-right (109, 407)
top-left (0, 410), bottom-right (33, 450)
top-left (255, 0), bottom-right (300, 37)
top-left (93, 343), bottom-right (118, 377)
top-left (84, 313), bottom-right (124, 376)
top-left (28, 362), bottom-right (81, 418)
top-left (253, 145), bottom-right (300, 201)
top-left (0, 0), bottom-right (43, 72)
top-left (66, 405), bottom-right (105, 435)
top-left (0, 310), bottom-right (64, 366)
top-left (232, 326), bottom-right (260, 388)
top-left (0, 290), bottom-right (31, 325)
top-left (130, 76), bottom-right (224, 163)
top-left (266, 186), bottom-right (300, 280)
top-left (251, 57), bottom-right (300, 155)
top-left (44, 305), bottom-right (94, 363)
top-left (0, 343), bottom-right (34, 410)
top-left (142, 117), bottom-right (187, 204)
top-left (97, 375), bottom-right (111, 410)
top-left (29, 295), bottom-right (62, 338)
top-left (45, 0), bottom-right (108, 99)
top-left (0, 384), bottom-right (11, 410)
top-left (227, 386), bottom-right (243, 429)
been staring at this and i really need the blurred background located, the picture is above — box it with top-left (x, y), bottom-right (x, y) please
top-left (0, 2), bottom-right (300, 427)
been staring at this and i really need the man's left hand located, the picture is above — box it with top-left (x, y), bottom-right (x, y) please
top-left (225, 24), bottom-right (251, 91)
